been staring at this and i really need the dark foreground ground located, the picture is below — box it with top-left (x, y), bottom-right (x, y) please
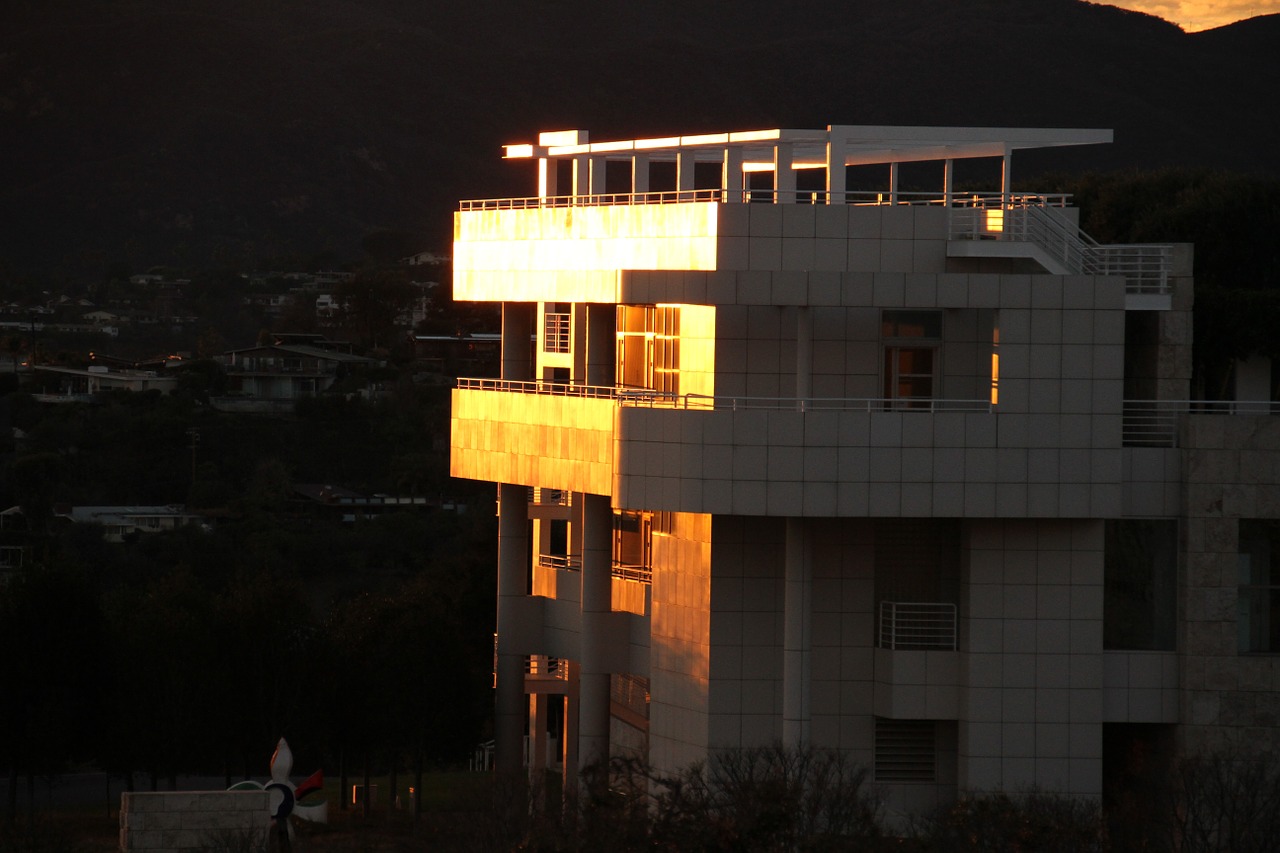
top-left (1, 772), bottom-right (486, 852)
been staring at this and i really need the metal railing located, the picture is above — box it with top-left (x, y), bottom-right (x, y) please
top-left (528, 487), bottom-right (571, 506)
top-left (878, 601), bottom-right (957, 651)
top-left (1123, 399), bottom-right (1279, 448)
top-left (526, 654), bottom-right (569, 679)
top-left (611, 562), bottom-right (652, 584)
top-left (611, 674), bottom-right (650, 719)
top-left (460, 189), bottom-right (1074, 211)
top-left (950, 204), bottom-right (1172, 295)
top-left (537, 553), bottom-right (582, 572)
top-left (457, 378), bottom-right (991, 414)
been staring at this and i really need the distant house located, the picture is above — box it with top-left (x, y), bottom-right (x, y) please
top-left (214, 344), bottom-right (378, 411)
top-left (82, 310), bottom-right (123, 326)
top-left (53, 505), bottom-right (205, 543)
top-left (32, 365), bottom-right (178, 401)
top-left (292, 483), bottom-right (452, 522)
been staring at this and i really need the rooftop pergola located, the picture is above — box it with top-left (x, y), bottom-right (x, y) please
top-left (501, 125), bottom-right (1113, 201)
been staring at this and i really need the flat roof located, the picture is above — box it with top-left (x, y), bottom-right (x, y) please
top-left (504, 125), bottom-right (1113, 167)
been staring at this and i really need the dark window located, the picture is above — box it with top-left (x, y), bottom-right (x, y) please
top-left (1239, 520), bottom-right (1280, 653)
top-left (1104, 520), bottom-right (1177, 651)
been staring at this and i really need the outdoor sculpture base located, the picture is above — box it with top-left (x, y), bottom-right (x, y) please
top-left (118, 790), bottom-right (270, 853)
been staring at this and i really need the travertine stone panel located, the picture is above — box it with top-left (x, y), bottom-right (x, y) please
top-left (959, 519), bottom-right (1104, 797)
top-left (649, 512), bottom-right (714, 775)
top-left (1179, 415), bottom-right (1280, 757)
top-left (451, 389), bottom-right (614, 493)
top-left (119, 791), bottom-right (269, 853)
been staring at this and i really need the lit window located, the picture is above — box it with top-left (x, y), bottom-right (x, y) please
top-left (882, 311), bottom-right (941, 409)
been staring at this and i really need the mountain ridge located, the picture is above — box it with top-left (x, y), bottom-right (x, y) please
top-left (2, 0), bottom-right (1277, 278)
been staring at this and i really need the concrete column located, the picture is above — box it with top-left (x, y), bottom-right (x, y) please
top-left (579, 493), bottom-right (612, 767)
top-left (496, 483), bottom-right (530, 771)
top-left (722, 146), bottom-right (743, 202)
top-left (677, 150), bottom-right (696, 198)
top-left (943, 159), bottom-right (955, 208)
top-left (501, 303), bottom-right (533, 381)
top-left (783, 517), bottom-right (811, 745)
top-left (589, 156), bottom-right (608, 197)
top-left (796, 307), bottom-right (812, 406)
top-left (632, 153), bottom-right (650, 195)
top-left (529, 693), bottom-right (548, 771)
top-left (572, 155), bottom-right (590, 199)
top-left (889, 162), bottom-right (900, 204)
top-left (562, 663), bottom-right (581, 795)
top-left (538, 158), bottom-right (557, 199)
top-left (1001, 149), bottom-right (1012, 206)
top-left (825, 138), bottom-right (846, 203)
top-left (774, 143), bottom-right (795, 203)
top-left (586, 303), bottom-right (615, 387)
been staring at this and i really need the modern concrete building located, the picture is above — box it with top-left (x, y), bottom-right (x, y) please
top-left (449, 125), bottom-right (1279, 814)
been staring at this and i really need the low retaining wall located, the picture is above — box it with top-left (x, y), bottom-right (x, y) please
top-left (119, 790), bottom-right (270, 852)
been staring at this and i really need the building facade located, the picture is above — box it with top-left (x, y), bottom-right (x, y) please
top-left (449, 125), bottom-right (1279, 813)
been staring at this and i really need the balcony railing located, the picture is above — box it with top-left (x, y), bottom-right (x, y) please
top-left (1123, 399), bottom-right (1279, 448)
top-left (528, 487), bottom-right (571, 506)
top-left (460, 190), bottom-right (1072, 211)
top-left (611, 562), bottom-right (652, 584)
top-left (456, 378), bottom-right (991, 413)
top-left (526, 654), bottom-right (569, 680)
top-left (878, 601), bottom-right (957, 651)
top-left (537, 553), bottom-right (582, 572)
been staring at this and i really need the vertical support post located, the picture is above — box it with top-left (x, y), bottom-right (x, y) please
top-left (589, 156), bottom-right (608, 198)
top-left (632, 153), bottom-right (650, 196)
top-left (889, 162), bottom-right (900, 205)
top-left (538, 158), bottom-right (557, 200)
top-left (825, 136), bottom-right (846, 204)
top-left (783, 517), bottom-right (811, 745)
top-left (722, 146), bottom-right (744, 203)
top-left (1001, 148), bottom-right (1013, 207)
top-left (774, 142), bottom-right (795, 204)
top-left (677, 149), bottom-right (696, 199)
top-left (572, 155), bottom-right (589, 200)
top-left (529, 693), bottom-right (548, 772)
top-left (943, 158), bottom-right (955, 208)
top-left (495, 484), bottom-right (530, 772)
top-left (562, 663), bottom-right (580, 796)
top-left (578, 494), bottom-right (612, 768)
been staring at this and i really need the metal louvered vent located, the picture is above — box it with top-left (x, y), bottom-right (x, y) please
top-left (875, 718), bottom-right (936, 782)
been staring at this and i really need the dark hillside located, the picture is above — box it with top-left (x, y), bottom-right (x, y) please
top-left (2, 0), bottom-right (1276, 278)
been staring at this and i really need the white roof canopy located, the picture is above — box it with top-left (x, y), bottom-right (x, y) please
top-left (503, 125), bottom-right (1113, 167)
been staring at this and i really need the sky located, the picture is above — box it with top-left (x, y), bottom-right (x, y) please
top-left (1104, 0), bottom-right (1279, 31)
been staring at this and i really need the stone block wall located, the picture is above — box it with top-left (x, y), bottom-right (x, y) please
top-left (119, 791), bottom-right (270, 853)
top-left (1180, 414), bottom-right (1280, 757)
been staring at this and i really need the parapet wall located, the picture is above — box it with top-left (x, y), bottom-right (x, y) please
top-left (119, 791), bottom-right (270, 853)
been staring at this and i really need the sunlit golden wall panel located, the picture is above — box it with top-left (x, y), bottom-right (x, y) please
top-left (454, 204), bottom-right (719, 302)
top-left (450, 389), bottom-right (615, 493)
top-left (648, 511), bottom-right (714, 771)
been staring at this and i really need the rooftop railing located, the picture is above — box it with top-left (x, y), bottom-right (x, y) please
top-left (455, 378), bottom-right (992, 413)
top-left (459, 189), bottom-right (1071, 211)
top-left (950, 204), bottom-right (1172, 295)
